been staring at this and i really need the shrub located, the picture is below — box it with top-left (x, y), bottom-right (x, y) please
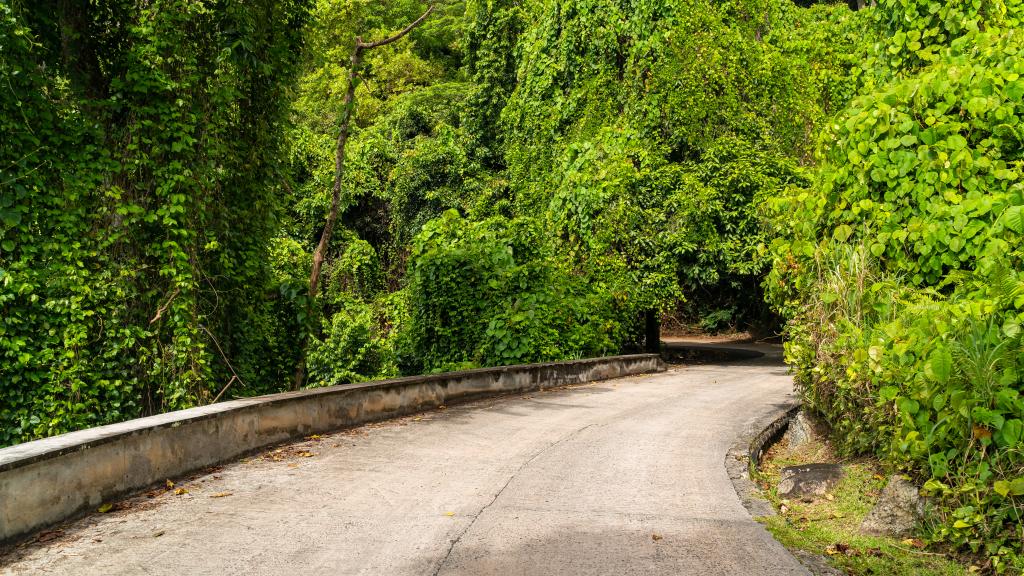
top-left (398, 211), bottom-right (621, 373)
top-left (768, 29), bottom-right (1024, 571)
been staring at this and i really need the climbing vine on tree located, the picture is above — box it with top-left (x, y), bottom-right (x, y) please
top-left (0, 0), bottom-right (307, 444)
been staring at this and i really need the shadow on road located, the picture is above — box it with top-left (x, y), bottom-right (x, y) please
top-left (660, 340), bottom-right (787, 368)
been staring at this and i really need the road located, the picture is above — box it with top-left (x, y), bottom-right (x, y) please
top-left (1, 350), bottom-right (809, 575)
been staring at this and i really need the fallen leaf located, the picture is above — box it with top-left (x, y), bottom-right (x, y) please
top-left (36, 530), bottom-right (64, 543)
top-left (972, 426), bottom-right (992, 441)
top-left (165, 479), bottom-right (175, 489)
top-left (438, 405), bottom-right (446, 410)
top-left (210, 492), bottom-right (233, 498)
top-left (652, 533), bottom-right (663, 541)
top-left (152, 530), bottom-right (165, 538)
top-left (298, 451), bottom-right (315, 458)
top-left (445, 511), bottom-right (455, 517)
top-left (901, 538), bottom-right (926, 549)
top-left (824, 542), bottom-right (853, 556)
top-left (287, 463), bottom-right (299, 468)
top-left (174, 488), bottom-right (188, 495)
top-left (97, 503), bottom-right (113, 513)
top-left (305, 434), bottom-right (322, 441)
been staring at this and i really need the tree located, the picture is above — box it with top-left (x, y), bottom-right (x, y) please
top-left (295, 2), bottom-right (437, 389)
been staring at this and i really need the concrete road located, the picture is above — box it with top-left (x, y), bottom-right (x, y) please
top-left (1, 353), bottom-right (808, 575)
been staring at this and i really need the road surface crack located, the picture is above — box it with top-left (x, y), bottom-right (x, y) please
top-left (431, 423), bottom-right (596, 576)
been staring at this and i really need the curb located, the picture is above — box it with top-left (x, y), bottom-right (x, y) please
top-left (725, 401), bottom-right (799, 518)
top-left (725, 403), bottom-right (844, 576)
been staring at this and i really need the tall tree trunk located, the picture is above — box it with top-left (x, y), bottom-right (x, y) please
top-left (293, 4), bottom-right (436, 390)
top-left (644, 309), bottom-right (661, 354)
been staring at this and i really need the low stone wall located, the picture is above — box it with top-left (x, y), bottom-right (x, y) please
top-left (0, 354), bottom-right (664, 543)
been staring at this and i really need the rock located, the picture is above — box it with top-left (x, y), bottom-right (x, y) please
top-left (791, 549), bottom-right (845, 576)
top-left (860, 475), bottom-right (925, 537)
top-left (777, 463), bottom-right (844, 500)
top-left (787, 410), bottom-right (814, 450)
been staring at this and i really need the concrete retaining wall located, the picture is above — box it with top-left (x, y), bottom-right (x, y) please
top-left (0, 354), bottom-right (664, 543)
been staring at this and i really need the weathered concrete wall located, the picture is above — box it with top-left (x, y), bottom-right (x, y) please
top-left (0, 354), bottom-right (664, 543)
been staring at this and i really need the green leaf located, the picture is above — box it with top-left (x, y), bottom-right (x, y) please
top-left (833, 225), bottom-right (854, 242)
top-left (1003, 206), bottom-right (1024, 234)
top-left (924, 346), bottom-right (953, 384)
top-left (0, 209), bottom-right (20, 227)
top-left (999, 419), bottom-right (1022, 447)
top-left (898, 397), bottom-right (920, 416)
top-left (966, 97), bottom-right (989, 116)
top-left (994, 480), bottom-right (1011, 497)
top-left (1012, 478), bottom-right (1024, 496)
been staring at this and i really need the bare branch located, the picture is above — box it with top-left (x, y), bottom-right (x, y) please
top-left (212, 375), bottom-right (238, 404)
top-left (149, 288), bottom-right (180, 325)
top-left (294, 2), bottom-right (437, 390)
top-left (357, 4), bottom-right (436, 49)
top-left (199, 324), bottom-right (245, 402)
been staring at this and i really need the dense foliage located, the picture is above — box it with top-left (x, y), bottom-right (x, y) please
top-left (768, 3), bottom-right (1024, 568)
top-left (0, 0), bottom-right (870, 434)
top-left (281, 0), bottom-right (863, 386)
top-left (0, 0), bottom-right (307, 445)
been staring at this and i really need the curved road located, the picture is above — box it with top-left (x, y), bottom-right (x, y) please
top-left (1, 351), bottom-right (808, 575)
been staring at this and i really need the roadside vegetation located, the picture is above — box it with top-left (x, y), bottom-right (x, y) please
top-left (756, 419), bottom-right (970, 575)
top-left (2, 0), bottom-right (1023, 569)
top-left (766, 1), bottom-right (1024, 570)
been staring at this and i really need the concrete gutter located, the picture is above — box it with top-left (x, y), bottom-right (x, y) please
top-left (725, 401), bottom-right (799, 518)
top-left (0, 354), bottom-right (664, 544)
top-left (725, 404), bottom-right (844, 576)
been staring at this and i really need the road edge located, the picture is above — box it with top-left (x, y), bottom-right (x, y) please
top-left (725, 402), bottom-right (844, 576)
top-left (0, 354), bottom-right (664, 545)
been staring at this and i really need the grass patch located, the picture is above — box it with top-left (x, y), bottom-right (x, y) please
top-left (754, 424), bottom-right (971, 575)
